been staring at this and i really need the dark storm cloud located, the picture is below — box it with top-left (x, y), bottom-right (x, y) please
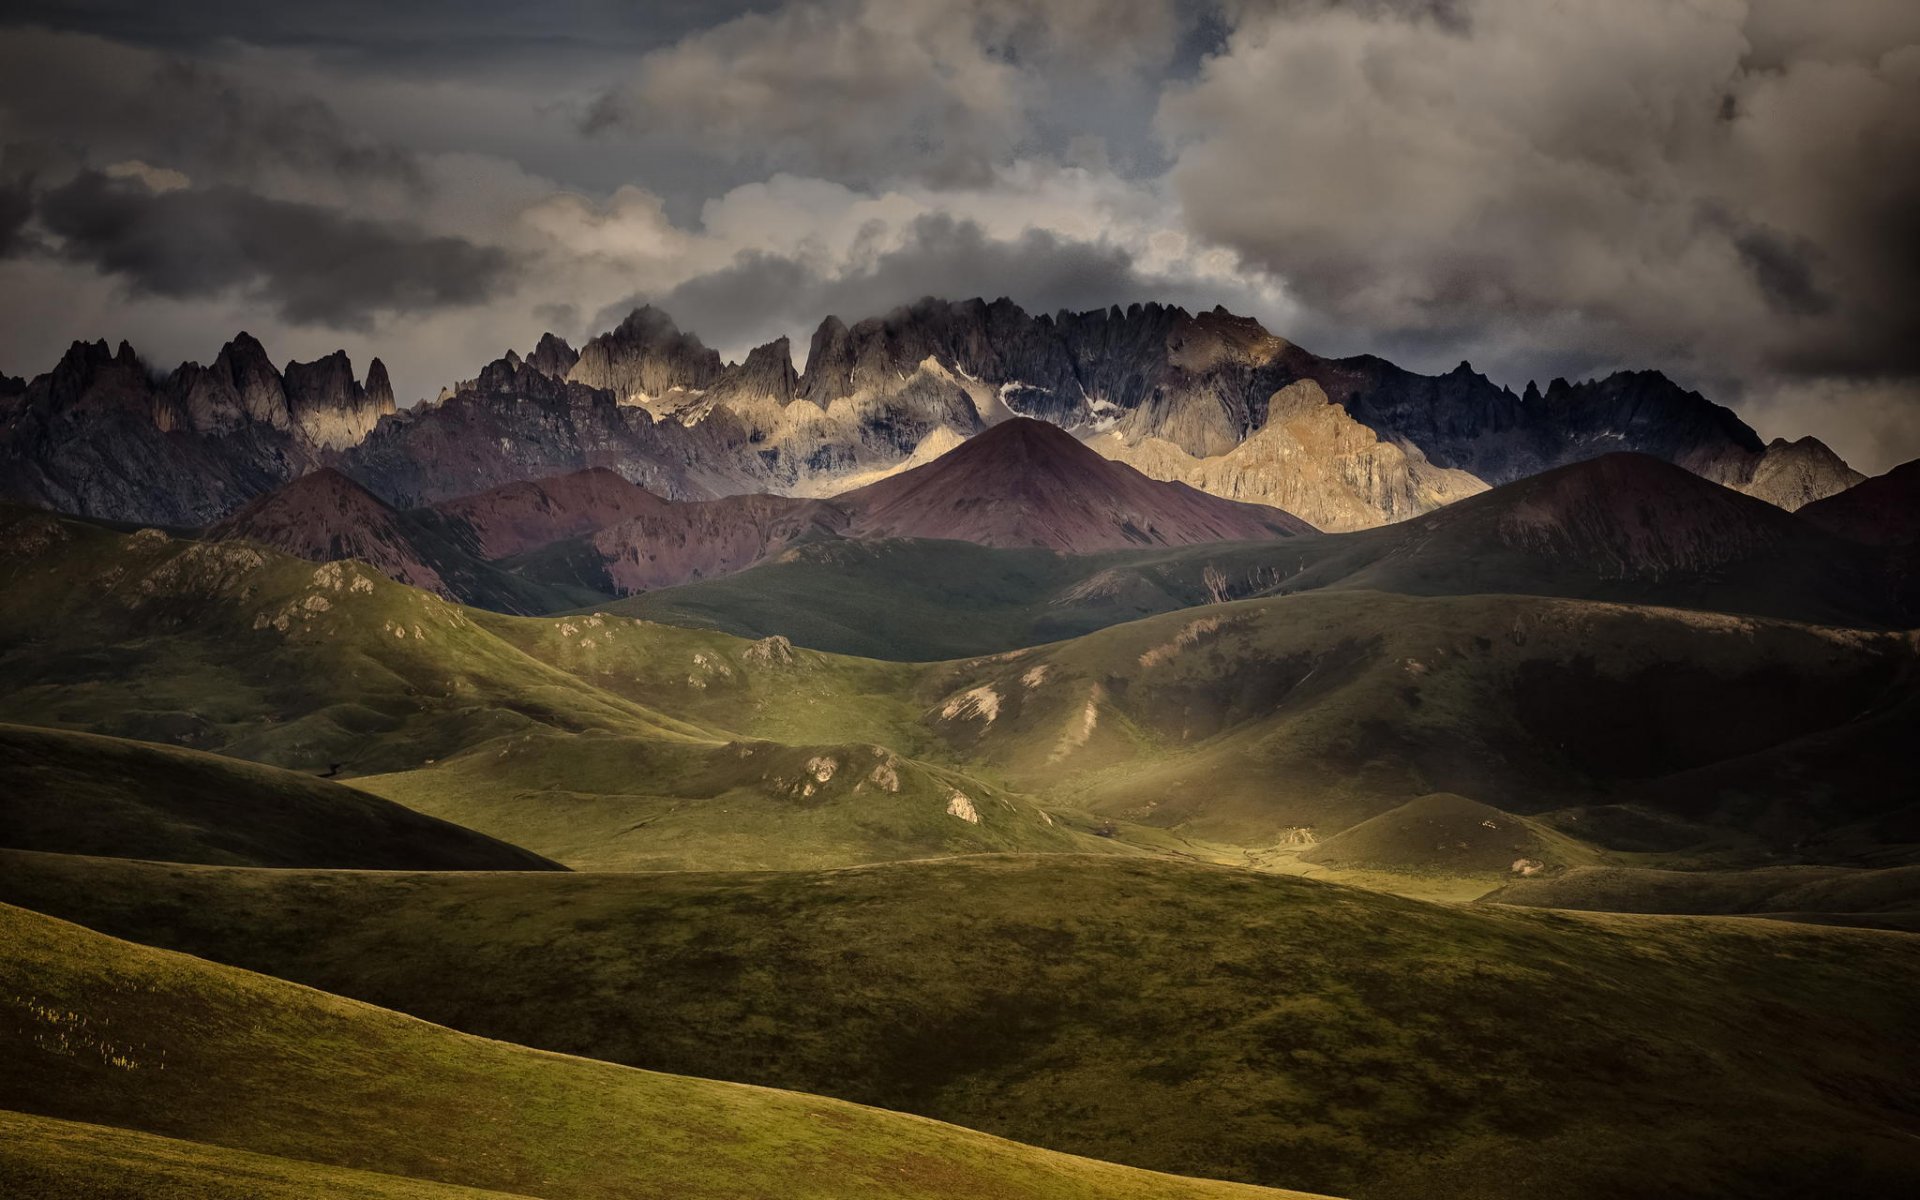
top-left (0, 2), bottom-right (755, 63)
top-left (0, 176), bottom-right (31, 255)
top-left (30, 172), bottom-right (515, 329)
top-left (1161, 0), bottom-right (1920, 397)
top-left (0, 30), bottom-right (417, 188)
top-left (594, 213), bottom-right (1277, 357)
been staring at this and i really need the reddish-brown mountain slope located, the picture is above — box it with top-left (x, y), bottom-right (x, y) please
top-left (837, 417), bottom-right (1314, 552)
top-left (209, 468), bottom-right (450, 596)
top-left (432, 467), bottom-right (672, 560)
top-left (1798, 459), bottom-right (1920, 547)
top-left (588, 494), bottom-right (851, 593)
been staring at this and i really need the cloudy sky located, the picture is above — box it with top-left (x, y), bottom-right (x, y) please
top-left (1, 0), bottom-right (1916, 469)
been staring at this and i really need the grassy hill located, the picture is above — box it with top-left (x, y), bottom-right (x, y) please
top-left (0, 507), bottom-right (1100, 871)
top-left (355, 729), bottom-right (1102, 871)
top-left (1486, 863), bottom-right (1920, 929)
top-left (1297, 793), bottom-right (1598, 879)
top-left (0, 723), bottom-right (559, 870)
top-left (6, 851), bottom-right (1918, 1200)
top-left (0, 506), bottom-right (711, 774)
top-left (0, 901), bottom-right (1313, 1200)
top-left (605, 537), bottom-right (1163, 661)
top-left (916, 590), bottom-right (1918, 853)
top-left (1, 1111), bottom-right (539, 1200)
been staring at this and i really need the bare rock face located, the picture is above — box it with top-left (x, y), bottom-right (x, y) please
top-left (0, 339), bottom-right (312, 525)
top-left (0, 297), bottom-right (1862, 535)
top-left (336, 352), bottom-right (737, 507)
top-left (164, 332), bottom-right (289, 435)
top-left (567, 306), bottom-right (723, 404)
top-left (525, 333), bottom-right (580, 380)
top-left (1091, 380), bottom-right (1487, 532)
top-left (1737, 437), bottom-right (1865, 511)
top-left (285, 351), bottom-right (396, 452)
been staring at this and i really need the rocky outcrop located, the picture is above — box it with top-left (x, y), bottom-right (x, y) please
top-left (1738, 437), bottom-right (1865, 511)
top-left (0, 339), bottom-right (310, 525)
top-left (2, 298), bottom-right (1862, 532)
top-left (336, 353), bottom-right (740, 507)
top-left (0, 333), bottom-right (407, 525)
top-left (566, 306), bottom-right (722, 406)
top-left (525, 333), bottom-right (579, 380)
top-left (285, 351), bottom-right (397, 451)
top-left (1089, 380), bottom-right (1487, 532)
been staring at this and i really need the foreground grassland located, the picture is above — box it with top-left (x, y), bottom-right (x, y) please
top-left (0, 902), bottom-right (1318, 1200)
top-left (6, 851), bottom-right (1917, 1200)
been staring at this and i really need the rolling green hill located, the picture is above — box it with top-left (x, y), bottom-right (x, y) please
top-left (916, 590), bottom-right (1919, 854)
top-left (355, 729), bottom-right (1102, 871)
top-left (6, 851), bottom-right (1917, 1200)
top-left (0, 506), bottom-right (1100, 871)
top-left (1297, 793), bottom-right (1598, 879)
top-left (0, 723), bottom-right (559, 870)
top-left (0, 901), bottom-right (1314, 1200)
top-left (1485, 863), bottom-right (1920, 928)
top-left (0, 506), bottom-right (712, 774)
top-left (607, 537), bottom-right (1147, 661)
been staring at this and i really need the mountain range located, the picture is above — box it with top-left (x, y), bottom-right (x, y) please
top-left (0, 297), bottom-right (1864, 532)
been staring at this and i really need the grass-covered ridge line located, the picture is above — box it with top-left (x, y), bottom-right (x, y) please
top-left (6, 851), bottom-right (1917, 1200)
top-left (0, 900), bottom-right (1320, 1200)
top-left (0, 723), bottom-right (560, 870)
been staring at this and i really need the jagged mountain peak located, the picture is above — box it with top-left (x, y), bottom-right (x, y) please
top-left (526, 332), bottom-right (579, 379)
top-left (568, 304), bottom-right (722, 400)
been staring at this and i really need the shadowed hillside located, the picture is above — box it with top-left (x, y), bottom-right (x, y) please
top-left (0, 901), bottom-right (1315, 1200)
top-left (4, 853), bottom-right (1917, 1200)
top-left (0, 723), bottom-right (560, 870)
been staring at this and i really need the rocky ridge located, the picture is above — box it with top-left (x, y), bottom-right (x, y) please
top-left (0, 298), bottom-right (1864, 530)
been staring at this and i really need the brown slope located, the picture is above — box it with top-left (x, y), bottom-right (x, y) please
top-left (209, 468), bottom-right (449, 596)
top-left (431, 466), bottom-right (673, 560)
top-left (837, 417), bottom-right (1315, 552)
top-left (1798, 459), bottom-right (1920, 547)
top-left (587, 493), bottom-right (851, 592)
top-left (1438, 451), bottom-right (1797, 575)
top-left (1281, 452), bottom-right (1911, 627)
